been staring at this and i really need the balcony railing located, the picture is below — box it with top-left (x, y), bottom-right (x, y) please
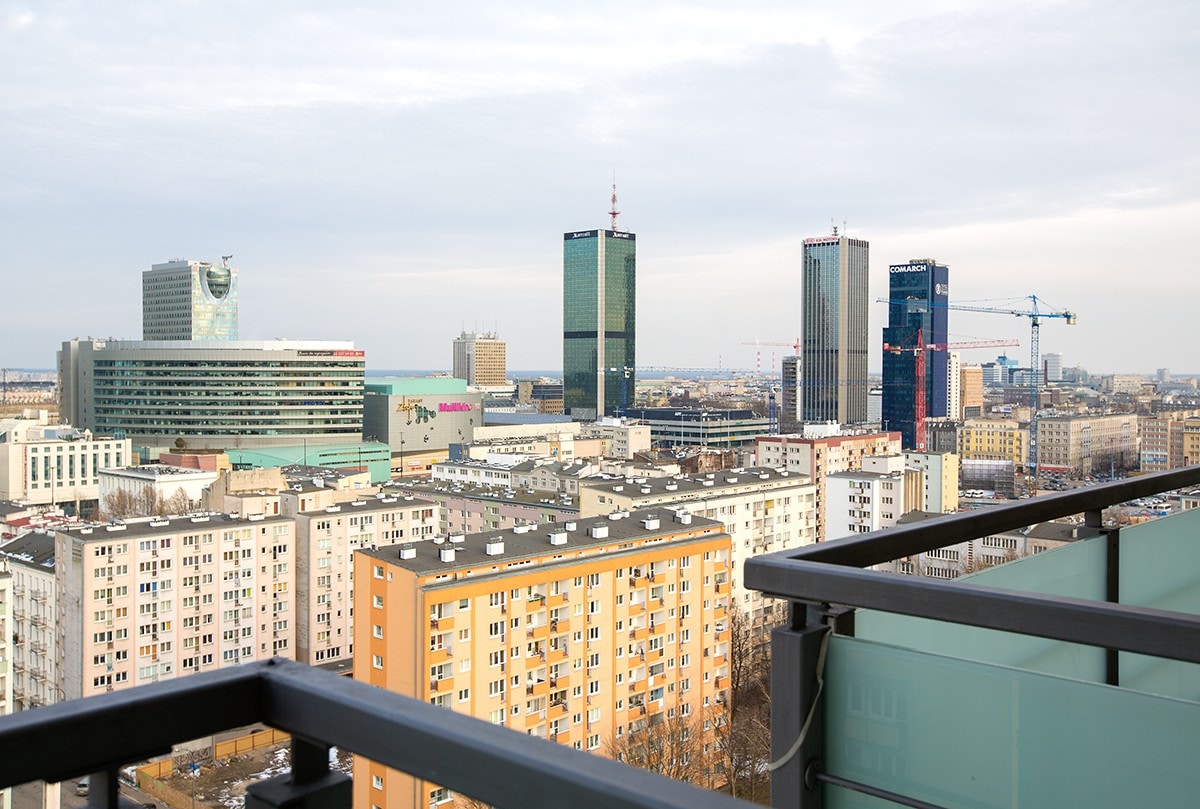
top-left (745, 465), bottom-right (1200, 809)
top-left (0, 658), bottom-right (754, 809)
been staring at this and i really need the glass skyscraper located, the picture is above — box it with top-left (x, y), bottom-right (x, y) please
top-left (801, 232), bottom-right (869, 424)
top-left (563, 229), bottom-right (636, 419)
top-left (142, 258), bottom-right (239, 340)
top-left (882, 259), bottom-right (949, 448)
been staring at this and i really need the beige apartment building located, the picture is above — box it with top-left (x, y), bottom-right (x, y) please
top-left (353, 509), bottom-right (732, 809)
top-left (754, 431), bottom-right (901, 543)
top-left (958, 419), bottom-right (1029, 468)
top-left (1037, 413), bottom-right (1138, 477)
top-left (577, 468), bottom-right (815, 625)
top-left (960, 365), bottom-right (984, 418)
top-left (1, 533), bottom-right (56, 709)
top-left (1139, 410), bottom-right (1200, 471)
top-left (54, 513), bottom-right (297, 700)
top-left (289, 493), bottom-right (438, 666)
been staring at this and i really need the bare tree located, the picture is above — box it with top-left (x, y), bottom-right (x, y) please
top-left (606, 711), bottom-right (708, 786)
top-left (135, 483), bottom-right (159, 517)
top-left (715, 606), bottom-right (773, 802)
top-left (161, 486), bottom-right (192, 516)
top-left (101, 488), bottom-right (137, 519)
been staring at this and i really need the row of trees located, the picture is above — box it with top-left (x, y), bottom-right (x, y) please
top-left (102, 484), bottom-right (193, 519)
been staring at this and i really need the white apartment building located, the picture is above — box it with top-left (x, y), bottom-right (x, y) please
top-left (888, 513), bottom-right (1084, 580)
top-left (54, 513), bottom-right (297, 700)
top-left (290, 493), bottom-right (438, 666)
top-left (825, 456), bottom-right (923, 541)
top-left (577, 468), bottom-right (816, 625)
top-left (580, 418), bottom-right (652, 459)
top-left (0, 409), bottom-right (131, 516)
top-left (0, 533), bottom-right (56, 710)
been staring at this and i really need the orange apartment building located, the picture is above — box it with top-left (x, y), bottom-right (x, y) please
top-left (353, 508), bottom-right (733, 809)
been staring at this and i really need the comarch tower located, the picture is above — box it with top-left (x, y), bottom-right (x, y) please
top-left (142, 258), bottom-right (238, 340)
top-left (563, 222), bottom-right (636, 420)
top-left (882, 258), bottom-right (949, 449)
top-left (801, 229), bottom-right (869, 424)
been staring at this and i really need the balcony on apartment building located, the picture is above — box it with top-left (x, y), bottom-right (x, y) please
top-left (746, 465), bottom-right (1200, 808)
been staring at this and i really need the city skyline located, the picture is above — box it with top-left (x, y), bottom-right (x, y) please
top-left (2, 3), bottom-right (1198, 374)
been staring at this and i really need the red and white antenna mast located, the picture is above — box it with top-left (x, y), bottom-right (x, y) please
top-left (609, 172), bottom-right (620, 231)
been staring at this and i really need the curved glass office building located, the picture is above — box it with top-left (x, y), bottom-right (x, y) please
top-left (59, 339), bottom-right (365, 449)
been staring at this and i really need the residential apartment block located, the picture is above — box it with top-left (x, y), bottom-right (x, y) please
top-left (452, 331), bottom-right (507, 388)
top-left (1, 533), bottom-right (56, 709)
top-left (754, 431), bottom-right (901, 543)
top-left (1139, 410), bottom-right (1200, 471)
top-left (54, 513), bottom-right (297, 700)
top-left (288, 493), bottom-right (437, 666)
top-left (825, 456), bottom-right (924, 541)
top-left (577, 468), bottom-right (815, 624)
top-left (353, 509), bottom-right (731, 809)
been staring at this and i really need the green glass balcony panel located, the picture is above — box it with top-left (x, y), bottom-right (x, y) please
top-left (856, 534), bottom-right (1109, 682)
top-left (1118, 511), bottom-right (1200, 700)
top-left (825, 636), bottom-right (1200, 809)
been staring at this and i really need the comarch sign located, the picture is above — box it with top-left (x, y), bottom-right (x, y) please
top-left (889, 264), bottom-right (929, 273)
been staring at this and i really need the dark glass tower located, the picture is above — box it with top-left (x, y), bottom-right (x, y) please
top-left (882, 259), bottom-right (949, 448)
top-left (563, 229), bottom-right (636, 419)
top-left (801, 232), bottom-right (870, 424)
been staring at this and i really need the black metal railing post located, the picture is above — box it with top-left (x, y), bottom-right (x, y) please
top-left (1088, 507), bottom-right (1123, 686)
top-left (769, 602), bottom-right (829, 809)
top-left (245, 734), bottom-right (350, 809)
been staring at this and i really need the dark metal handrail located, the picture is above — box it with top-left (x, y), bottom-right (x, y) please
top-left (0, 659), bottom-right (756, 809)
top-left (745, 465), bottom-right (1200, 660)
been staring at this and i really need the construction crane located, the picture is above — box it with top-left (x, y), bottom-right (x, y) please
top-left (882, 337), bottom-right (1019, 450)
top-left (878, 295), bottom-right (1076, 488)
top-left (741, 339), bottom-right (800, 376)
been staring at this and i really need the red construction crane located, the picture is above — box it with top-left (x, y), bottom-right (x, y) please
top-left (882, 338), bottom-right (1019, 450)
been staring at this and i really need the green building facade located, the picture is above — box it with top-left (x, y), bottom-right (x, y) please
top-left (563, 229), bottom-right (636, 419)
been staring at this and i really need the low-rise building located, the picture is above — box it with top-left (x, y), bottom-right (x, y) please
top-left (825, 456), bottom-right (924, 541)
top-left (99, 465), bottom-right (220, 518)
top-left (624, 408), bottom-right (770, 449)
top-left (580, 418), bottom-right (652, 459)
top-left (958, 418), bottom-right (1029, 468)
top-left (1037, 413), bottom-right (1138, 477)
top-left (0, 409), bottom-right (131, 517)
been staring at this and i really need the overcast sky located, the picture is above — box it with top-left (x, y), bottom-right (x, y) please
top-left (2, 1), bottom-right (1197, 375)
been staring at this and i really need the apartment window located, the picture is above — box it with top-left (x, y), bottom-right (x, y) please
top-left (373, 624), bottom-right (383, 639)
top-left (372, 655), bottom-right (383, 669)
top-left (372, 775), bottom-right (383, 790)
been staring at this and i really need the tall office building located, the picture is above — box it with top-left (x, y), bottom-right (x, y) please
top-left (452, 331), bottom-right (507, 387)
top-left (563, 228), bottom-right (636, 419)
top-left (801, 230), bottom-right (869, 423)
top-left (881, 259), bottom-right (949, 448)
top-left (142, 258), bottom-right (238, 340)
top-left (780, 355), bottom-right (802, 433)
top-left (1042, 352), bottom-right (1063, 383)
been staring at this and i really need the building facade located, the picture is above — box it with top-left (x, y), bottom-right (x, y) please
top-left (960, 365), bottom-right (984, 418)
top-left (1037, 413), bottom-right (1139, 477)
top-left (363, 378), bottom-right (484, 475)
top-left (903, 450), bottom-right (959, 514)
top-left (353, 510), bottom-right (731, 809)
top-left (142, 259), bottom-right (238, 341)
top-left (882, 259), bottom-right (950, 448)
top-left (1, 533), bottom-right (56, 709)
top-left (754, 431), bottom-right (902, 543)
top-left (58, 340), bottom-right (365, 450)
top-left (780, 356), bottom-right (801, 434)
top-left (825, 456), bottom-right (922, 541)
top-left (0, 410), bottom-right (131, 517)
top-left (54, 513), bottom-right (297, 701)
top-left (1139, 410), bottom-right (1200, 471)
top-left (958, 418), bottom-right (1029, 468)
top-left (452, 332), bottom-right (507, 387)
top-left (563, 229), bottom-right (636, 419)
top-left (577, 468), bottom-right (816, 626)
top-left (801, 231), bottom-right (869, 423)
top-left (622, 408), bottom-right (770, 449)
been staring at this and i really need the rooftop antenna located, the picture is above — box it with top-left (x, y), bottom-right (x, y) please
top-left (221, 254), bottom-right (233, 266)
top-left (830, 218), bottom-right (838, 237)
top-left (609, 172), bottom-right (620, 231)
